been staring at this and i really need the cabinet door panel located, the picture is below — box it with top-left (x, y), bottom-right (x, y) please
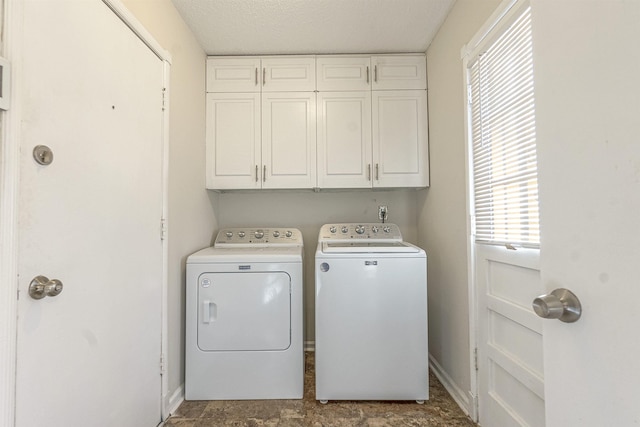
top-left (373, 90), bottom-right (429, 187)
top-left (316, 56), bottom-right (371, 91)
top-left (372, 55), bottom-right (427, 90)
top-left (262, 57), bottom-right (316, 92)
top-left (262, 92), bottom-right (317, 188)
top-left (317, 92), bottom-right (372, 188)
top-left (206, 93), bottom-right (261, 189)
top-left (206, 57), bottom-right (261, 92)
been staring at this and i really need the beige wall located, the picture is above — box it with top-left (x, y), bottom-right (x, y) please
top-left (418, 0), bottom-right (500, 412)
top-left (120, 0), bottom-right (502, 413)
top-left (119, 0), bottom-right (218, 410)
top-left (218, 189), bottom-right (419, 343)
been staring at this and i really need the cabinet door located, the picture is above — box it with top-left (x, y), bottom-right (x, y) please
top-left (371, 55), bottom-right (427, 90)
top-left (262, 92), bottom-right (317, 189)
top-left (316, 56), bottom-right (371, 91)
top-left (317, 92), bottom-right (372, 188)
top-left (261, 56), bottom-right (316, 92)
top-left (206, 57), bottom-right (261, 92)
top-left (372, 90), bottom-right (429, 187)
top-left (206, 93), bottom-right (261, 189)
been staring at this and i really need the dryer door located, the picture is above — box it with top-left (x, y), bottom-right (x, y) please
top-left (198, 272), bottom-right (291, 351)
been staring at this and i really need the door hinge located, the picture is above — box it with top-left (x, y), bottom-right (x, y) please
top-left (160, 353), bottom-right (166, 374)
top-left (474, 347), bottom-right (479, 371)
top-left (160, 217), bottom-right (167, 241)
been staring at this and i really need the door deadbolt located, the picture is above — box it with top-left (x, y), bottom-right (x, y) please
top-left (532, 288), bottom-right (581, 323)
top-left (29, 275), bottom-right (63, 300)
top-left (33, 145), bottom-right (54, 165)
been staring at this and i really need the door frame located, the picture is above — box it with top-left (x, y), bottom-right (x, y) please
top-left (0, 1), bottom-right (172, 425)
top-left (460, 0), bottom-right (530, 422)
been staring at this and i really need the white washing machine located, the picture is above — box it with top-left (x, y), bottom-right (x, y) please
top-left (185, 227), bottom-right (304, 400)
top-left (315, 223), bottom-right (428, 403)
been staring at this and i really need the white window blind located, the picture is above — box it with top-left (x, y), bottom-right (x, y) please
top-left (469, 6), bottom-right (539, 248)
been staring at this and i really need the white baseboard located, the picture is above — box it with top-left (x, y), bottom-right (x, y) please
top-left (428, 354), bottom-right (471, 417)
top-left (163, 384), bottom-right (184, 420)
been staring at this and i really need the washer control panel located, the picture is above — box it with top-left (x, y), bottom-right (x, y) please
top-left (214, 227), bottom-right (302, 247)
top-left (318, 223), bottom-right (402, 242)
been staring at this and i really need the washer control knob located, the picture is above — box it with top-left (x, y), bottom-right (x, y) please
top-left (273, 230), bottom-right (280, 237)
top-left (355, 225), bottom-right (365, 234)
top-left (225, 231), bottom-right (233, 238)
top-left (238, 231), bottom-right (246, 238)
top-left (254, 230), bottom-right (264, 239)
top-left (285, 230), bottom-right (293, 238)
top-left (372, 226), bottom-right (379, 233)
top-left (383, 226), bottom-right (391, 233)
top-left (329, 226), bottom-right (337, 234)
top-left (341, 226), bottom-right (349, 234)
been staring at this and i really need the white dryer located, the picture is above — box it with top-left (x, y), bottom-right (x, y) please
top-left (315, 223), bottom-right (428, 403)
top-left (186, 228), bottom-right (304, 400)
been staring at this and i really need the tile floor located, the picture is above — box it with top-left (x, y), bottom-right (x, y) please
top-left (164, 352), bottom-right (477, 426)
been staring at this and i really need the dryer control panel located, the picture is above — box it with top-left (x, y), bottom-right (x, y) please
top-left (318, 223), bottom-right (402, 242)
top-left (214, 227), bottom-right (303, 247)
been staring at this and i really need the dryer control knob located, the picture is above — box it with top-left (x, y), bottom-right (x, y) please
top-left (285, 230), bottom-right (293, 238)
top-left (329, 226), bottom-right (337, 233)
top-left (225, 231), bottom-right (233, 238)
top-left (254, 230), bottom-right (264, 239)
top-left (341, 226), bottom-right (349, 234)
top-left (372, 226), bottom-right (379, 233)
top-left (238, 231), bottom-right (246, 238)
top-left (273, 231), bottom-right (280, 237)
top-left (383, 226), bottom-right (391, 233)
top-left (355, 225), bottom-right (365, 234)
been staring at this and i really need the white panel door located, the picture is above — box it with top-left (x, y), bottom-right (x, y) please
top-left (476, 245), bottom-right (544, 427)
top-left (16, 1), bottom-right (164, 426)
top-left (372, 90), bottom-right (429, 188)
top-left (262, 92), bottom-right (316, 189)
top-left (317, 91), bottom-right (372, 188)
top-left (206, 93), bottom-right (261, 190)
top-left (532, 1), bottom-right (640, 425)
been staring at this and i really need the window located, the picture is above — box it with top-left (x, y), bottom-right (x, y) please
top-left (468, 6), bottom-right (539, 247)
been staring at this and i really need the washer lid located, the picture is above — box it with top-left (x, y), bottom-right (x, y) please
top-left (322, 241), bottom-right (422, 253)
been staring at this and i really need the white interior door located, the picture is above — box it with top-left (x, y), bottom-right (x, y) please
top-left (16, 1), bottom-right (164, 426)
top-left (532, 1), bottom-right (640, 425)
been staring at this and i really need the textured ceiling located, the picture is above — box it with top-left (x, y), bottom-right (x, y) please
top-left (170, 0), bottom-right (455, 55)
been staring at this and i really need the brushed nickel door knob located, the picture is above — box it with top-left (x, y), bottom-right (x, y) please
top-left (532, 288), bottom-right (581, 323)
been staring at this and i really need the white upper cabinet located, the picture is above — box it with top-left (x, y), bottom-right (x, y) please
top-left (317, 91), bottom-right (372, 188)
top-left (262, 92), bottom-right (317, 189)
top-left (262, 57), bottom-right (316, 92)
top-left (316, 54), bottom-right (429, 189)
top-left (206, 92), bottom-right (261, 189)
top-left (373, 90), bottom-right (429, 187)
top-left (206, 54), bottom-right (428, 190)
top-left (206, 57), bottom-right (261, 93)
top-left (371, 55), bottom-right (427, 90)
top-left (316, 56), bottom-right (371, 91)
top-left (206, 56), bottom-right (317, 190)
